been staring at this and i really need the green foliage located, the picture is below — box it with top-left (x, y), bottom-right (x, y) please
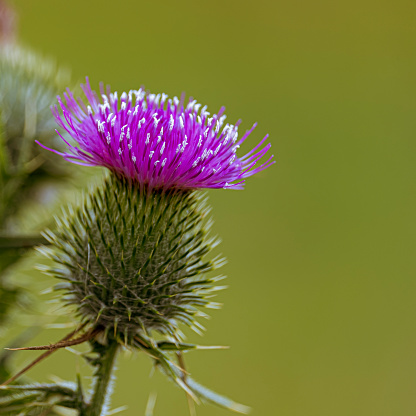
top-left (0, 382), bottom-right (85, 415)
top-left (39, 174), bottom-right (224, 342)
top-left (131, 333), bottom-right (250, 414)
top-left (0, 44), bottom-right (74, 405)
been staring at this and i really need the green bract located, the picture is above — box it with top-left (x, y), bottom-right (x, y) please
top-left (40, 175), bottom-right (225, 342)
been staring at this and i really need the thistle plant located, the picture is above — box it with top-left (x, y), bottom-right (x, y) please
top-left (0, 2), bottom-right (73, 396)
top-left (0, 43), bottom-right (71, 328)
top-left (1, 79), bottom-right (274, 415)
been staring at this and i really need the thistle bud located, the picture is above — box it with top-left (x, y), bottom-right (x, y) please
top-left (40, 175), bottom-right (223, 342)
top-left (0, 46), bottom-right (71, 227)
top-left (0, 46), bottom-right (69, 167)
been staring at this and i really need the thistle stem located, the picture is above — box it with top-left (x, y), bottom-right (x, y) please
top-left (87, 340), bottom-right (119, 416)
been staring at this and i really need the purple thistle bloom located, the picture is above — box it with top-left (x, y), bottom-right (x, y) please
top-left (38, 78), bottom-right (274, 190)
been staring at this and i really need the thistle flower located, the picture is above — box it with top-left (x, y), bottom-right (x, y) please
top-left (39, 80), bottom-right (274, 340)
top-left (39, 78), bottom-right (274, 190)
top-left (35, 79), bottom-right (273, 414)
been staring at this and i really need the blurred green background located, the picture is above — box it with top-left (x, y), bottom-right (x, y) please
top-left (3, 0), bottom-right (416, 415)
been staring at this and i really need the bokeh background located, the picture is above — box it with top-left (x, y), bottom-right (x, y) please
top-left (2, 0), bottom-right (416, 415)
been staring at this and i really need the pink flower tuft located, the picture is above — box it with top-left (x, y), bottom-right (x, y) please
top-left (39, 78), bottom-right (274, 190)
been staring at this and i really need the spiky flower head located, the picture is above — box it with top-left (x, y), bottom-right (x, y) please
top-left (40, 175), bottom-right (223, 342)
top-left (39, 78), bottom-right (274, 190)
top-left (38, 79), bottom-right (274, 343)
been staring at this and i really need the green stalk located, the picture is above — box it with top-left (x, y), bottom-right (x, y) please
top-left (87, 340), bottom-right (119, 416)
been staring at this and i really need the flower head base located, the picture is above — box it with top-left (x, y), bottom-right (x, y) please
top-left (39, 175), bottom-right (224, 342)
top-left (40, 79), bottom-right (274, 190)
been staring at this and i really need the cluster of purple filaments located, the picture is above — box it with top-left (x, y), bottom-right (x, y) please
top-left (40, 78), bottom-right (274, 190)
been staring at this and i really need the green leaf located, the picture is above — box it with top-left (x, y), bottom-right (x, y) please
top-left (156, 341), bottom-right (227, 352)
top-left (185, 377), bottom-right (251, 414)
top-left (0, 382), bottom-right (86, 415)
top-left (133, 337), bottom-right (250, 414)
top-left (163, 358), bottom-right (251, 414)
top-left (0, 383), bottom-right (77, 396)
